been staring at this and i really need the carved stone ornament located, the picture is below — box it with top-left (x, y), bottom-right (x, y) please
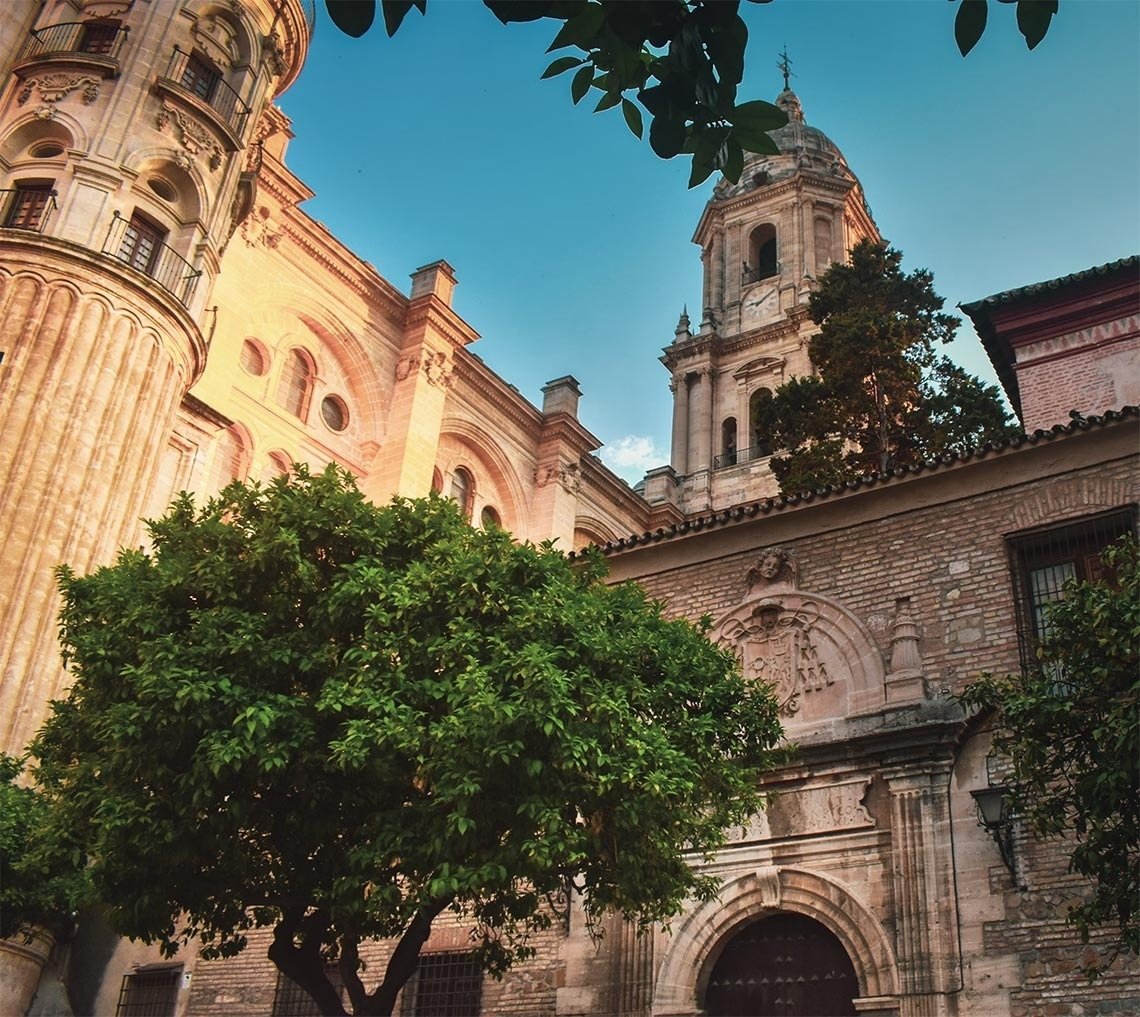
top-left (421, 351), bottom-right (453, 388)
top-left (721, 599), bottom-right (833, 716)
top-left (394, 354), bottom-right (420, 382)
top-left (18, 73), bottom-right (100, 107)
top-left (534, 462), bottom-right (580, 494)
top-left (746, 546), bottom-right (798, 589)
top-left (157, 101), bottom-right (223, 170)
top-left (239, 204), bottom-right (281, 249)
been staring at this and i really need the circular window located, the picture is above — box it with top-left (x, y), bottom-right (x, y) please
top-left (147, 177), bottom-right (178, 202)
top-left (29, 141), bottom-right (65, 159)
top-left (320, 395), bottom-right (349, 432)
top-left (239, 338), bottom-right (268, 376)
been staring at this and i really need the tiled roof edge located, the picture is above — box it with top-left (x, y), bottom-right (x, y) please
top-left (960, 255), bottom-right (1139, 313)
top-left (579, 406), bottom-right (1139, 558)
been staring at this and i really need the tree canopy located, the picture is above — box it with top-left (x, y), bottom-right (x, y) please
top-left (30, 466), bottom-right (784, 1016)
top-left (756, 239), bottom-right (1019, 494)
top-left (323, 0), bottom-right (1059, 187)
top-left (960, 536), bottom-right (1139, 968)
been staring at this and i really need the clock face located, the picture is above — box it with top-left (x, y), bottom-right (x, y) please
top-left (743, 286), bottom-right (779, 325)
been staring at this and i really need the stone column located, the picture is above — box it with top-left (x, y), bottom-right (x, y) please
top-left (669, 375), bottom-right (689, 475)
top-left (0, 242), bottom-right (205, 755)
top-left (688, 368), bottom-right (713, 473)
top-left (884, 764), bottom-right (962, 1017)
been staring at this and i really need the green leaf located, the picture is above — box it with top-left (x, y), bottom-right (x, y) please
top-left (688, 156), bottom-right (716, 189)
top-left (649, 115), bottom-right (687, 159)
top-left (381, 0), bottom-right (426, 37)
top-left (955, 0), bottom-right (988, 56)
top-left (483, 0), bottom-right (560, 24)
top-left (722, 137), bottom-right (744, 183)
top-left (326, 0), bottom-right (376, 38)
top-left (594, 90), bottom-right (621, 113)
top-left (570, 65), bottom-right (593, 105)
top-left (1016, 0), bottom-right (1057, 50)
top-left (547, 3), bottom-right (605, 52)
top-left (621, 99), bottom-right (643, 139)
top-left (541, 56), bottom-right (584, 79)
top-left (728, 100), bottom-right (787, 132)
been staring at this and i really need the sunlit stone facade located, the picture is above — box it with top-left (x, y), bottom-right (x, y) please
top-left (0, 2), bottom-right (1136, 1015)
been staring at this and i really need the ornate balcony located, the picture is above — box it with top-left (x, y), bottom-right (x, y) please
top-left (155, 47), bottom-right (250, 144)
top-left (15, 20), bottom-right (127, 73)
top-left (101, 212), bottom-right (201, 308)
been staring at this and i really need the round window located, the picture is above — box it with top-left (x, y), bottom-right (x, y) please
top-left (147, 177), bottom-right (178, 202)
top-left (239, 338), bottom-right (268, 376)
top-left (29, 141), bottom-right (65, 159)
top-left (321, 395), bottom-right (349, 432)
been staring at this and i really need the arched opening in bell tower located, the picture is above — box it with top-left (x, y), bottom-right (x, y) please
top-left (703, 912), bottom-right (859, 1016)
top-left (748, 388), bottom-right (774, 458)
top-left (746, 223), bottom-right (778, 283)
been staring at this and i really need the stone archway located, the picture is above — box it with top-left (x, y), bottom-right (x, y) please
top-left (652, 867), bottom-right (900, 1017)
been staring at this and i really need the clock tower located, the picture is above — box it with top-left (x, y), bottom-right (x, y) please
top-left (656, 82), bottom-right (880, 514)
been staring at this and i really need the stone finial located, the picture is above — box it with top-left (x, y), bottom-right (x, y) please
top-left (885, 596), bottom-right (925, 703)
top-left (674, 305), bottom-right (692, 342)
top-left (409, 260), bottom-right (457, 305)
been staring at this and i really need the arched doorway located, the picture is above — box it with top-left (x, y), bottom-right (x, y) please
top-left (704, 913), bottom-right (858, 1017)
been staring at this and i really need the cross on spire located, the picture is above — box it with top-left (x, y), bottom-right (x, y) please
top-left (777, 47), bottom-right (794, 91)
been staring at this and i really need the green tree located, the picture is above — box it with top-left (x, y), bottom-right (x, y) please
top-left (0, 754), bottom-right (87, 942)
top-left (960, 536), bottom-right (1140, 966)
top-left (323, 1), bottom-right (1059, 188)
top-left (759, 239), bottom-right (1018, 494)
top-left (30, 465), bottom-right (784, 1017)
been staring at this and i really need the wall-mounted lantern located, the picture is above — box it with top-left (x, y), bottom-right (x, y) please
top-left (970, 784), bottom-right (1021, 888)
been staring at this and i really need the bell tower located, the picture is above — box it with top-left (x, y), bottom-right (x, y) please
top-left (0, 0), bottom-right (312, 755)
top-left (657, 76), bottom-right (880, 514)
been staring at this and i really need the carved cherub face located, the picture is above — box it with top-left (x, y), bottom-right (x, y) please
top-left (758, 552), bottom-right (784, 579)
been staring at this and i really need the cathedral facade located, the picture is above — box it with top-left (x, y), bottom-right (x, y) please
top-left (0, 2), bottom-right (1136, 1015)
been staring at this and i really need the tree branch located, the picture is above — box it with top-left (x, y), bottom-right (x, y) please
top-left (366, 895), bottom-right (455, 1016)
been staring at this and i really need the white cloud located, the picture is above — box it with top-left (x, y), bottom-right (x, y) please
top-left (599, 435), bottom-right (664, 482)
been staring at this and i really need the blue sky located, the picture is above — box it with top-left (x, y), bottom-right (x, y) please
top-left (277, 0), bottom-right (1140, 482)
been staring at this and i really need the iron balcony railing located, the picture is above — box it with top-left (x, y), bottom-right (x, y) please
top-left (0, 188), bottom-right (58, 233)
top-left (713, 443), bottom-right (772, 470)
top-left (18, 20), bottom-right (129, 62)
top-left (164, 46), bottom-right (250, 135)
top-left (102, 212), bottom-right (201, 308)
top-left (742, 263), bottom-right (779, 286)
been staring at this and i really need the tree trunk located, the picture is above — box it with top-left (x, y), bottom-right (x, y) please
top-left (358, 895), bottom-right (455, 1016)
top-left (268, 909), bottom-right (349, 1017)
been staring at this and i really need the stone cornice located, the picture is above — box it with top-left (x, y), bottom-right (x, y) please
top-left (404, 294), bottom-right (479, 351)
top-left (578, 453), bottom-right (652, 518)
top-left (692, 171), bottom-right (857, 246)
top-left (718, 306), bottom-right (812, 358)
top-left (538, 412), bottom-right (601, 456)
top-left (451, 350), bottom-right (545, 435)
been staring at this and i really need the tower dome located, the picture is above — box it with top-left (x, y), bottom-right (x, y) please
top-left (713, 88), bottom-right (855, 201)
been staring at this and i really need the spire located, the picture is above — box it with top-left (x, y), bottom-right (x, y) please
top-left (674, 305), bottom-right (692, 342)
top-left (777, 47), bottom-right (793, 92)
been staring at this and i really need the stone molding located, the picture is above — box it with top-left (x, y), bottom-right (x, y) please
top-left (651, 867), bottom-right (900, 1014)
top-left (17, 72), bottom-right (99, 106)
top-left (157, 100), bottom-right (223, 171)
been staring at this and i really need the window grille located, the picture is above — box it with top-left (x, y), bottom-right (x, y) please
top-left (271, 968), bottom-right (345, 1016)
top-left (1007, 506), bottom-right (1137, 673)
top-left (116, 966), bottom-right (181, 1017)
top-left (404, 951), bottom-right (482, 1017)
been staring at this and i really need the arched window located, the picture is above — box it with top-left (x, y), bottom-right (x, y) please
top-left (814, 216), bottom-right (834, 276)
top-left (263, 451), bottom-right (292, 481)
top-left (211, 426), bottom-right (248, 491)
top-left (745, 223), bottom-right (778, 283)
top-left (748, 388), bottom-right (774, 458)
top-left (240, 338), bottom-right (269, 376)
top-left (449, 467), bottom-right (473, 520)
top-left (431, 468), bottom-right (444, 494)
top-left (720, 417), bottom-right (737, 467)
top-left (276, 349), bottom-right (315, 420)
top-left (704, 913), bottom-right (858, 1016)
top-left (480, 505), bottom-right (501, 529)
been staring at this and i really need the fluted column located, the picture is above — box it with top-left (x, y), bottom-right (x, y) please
top-left (0, 242), bottom-right (203, 755)
top-left (669, 375), bottom-right (689, 475)
top-left (688, 368), bottom-right (714, 472)
top-left (884, 764), bottom-right (961, 1017)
